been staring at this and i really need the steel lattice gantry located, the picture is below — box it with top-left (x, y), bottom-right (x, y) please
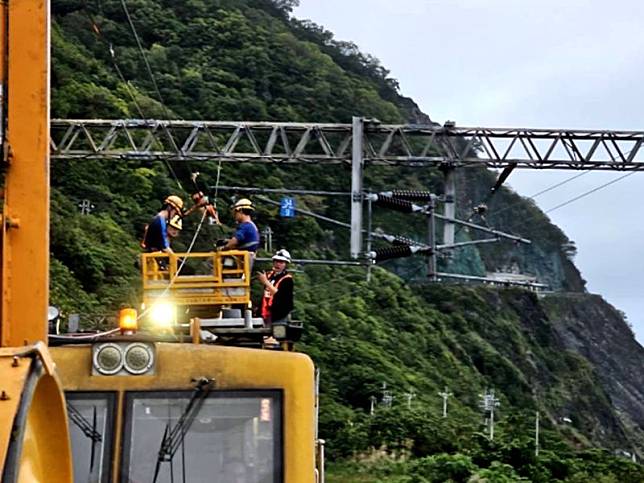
top-left (51, 118), bottom-right (644, 170)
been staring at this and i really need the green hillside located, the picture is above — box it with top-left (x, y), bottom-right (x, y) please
top-left (50, 0), bottom-right (643, 481)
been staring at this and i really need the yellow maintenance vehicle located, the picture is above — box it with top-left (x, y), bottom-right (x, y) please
top-left (0, 1), bottom-right (319, 482)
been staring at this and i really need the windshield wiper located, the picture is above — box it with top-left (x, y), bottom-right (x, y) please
top-left (67, 402), bottom-right (103, 444)
top-left (152, 377), bottom-right (214, 483)
top-left (67, 402), bottom-right (103, 479)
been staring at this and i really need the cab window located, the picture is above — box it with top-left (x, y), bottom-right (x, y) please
top-left (122, 390), bottom-right (282, 483)
top-left (65, 392), bottom-right (116, 483)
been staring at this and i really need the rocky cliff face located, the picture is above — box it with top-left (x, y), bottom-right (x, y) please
top-left (438, 287), bottom-right (641, 453)
top-left (542, 293), bottom-right (644, 456)
top-left (455, 167), bottom-right (587, 292)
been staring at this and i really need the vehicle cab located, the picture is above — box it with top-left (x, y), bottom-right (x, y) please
top-left (49, 250), bottom-right (318, 483)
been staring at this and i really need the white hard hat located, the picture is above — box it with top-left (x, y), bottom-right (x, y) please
top-left (272, 249), bottom-right (291, 263)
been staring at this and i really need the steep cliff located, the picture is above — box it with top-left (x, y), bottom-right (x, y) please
top-left (543, 294), bottom-right (644, 453)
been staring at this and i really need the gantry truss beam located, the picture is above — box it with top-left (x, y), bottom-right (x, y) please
top-left (50, 119), bottom-right (644, 170)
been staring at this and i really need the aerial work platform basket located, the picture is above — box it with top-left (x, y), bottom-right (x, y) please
top-left (141, 250), bottom-right (251, 308)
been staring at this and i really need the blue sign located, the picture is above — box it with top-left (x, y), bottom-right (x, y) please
top-left (279, 197), bottom-right (296, 218)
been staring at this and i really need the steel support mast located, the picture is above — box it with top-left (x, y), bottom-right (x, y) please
top-left (350, 117), bottom-right (364, 258)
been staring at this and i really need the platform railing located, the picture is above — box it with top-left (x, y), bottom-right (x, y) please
top-left (141, 250), bottom-right (251, 307)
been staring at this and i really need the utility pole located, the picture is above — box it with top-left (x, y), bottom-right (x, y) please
top-left (366, 196), bottom-right (373, 282)
top-left (438, 387), bottom-right (452, 418)
top-left (262, 225), bottom-right (273, 252)
top-left (369, 396), bottom-right (377, 415)
top-left (404, 390), bottom-right (416, 409)
top-left (479, 389), bottom-right (500, 440)
top-left (535, 410), bottom-right (540, 457)
top-left (381, 382), bottom-right (393, 408)
top-left (78, 199), bottom-right (95, 215)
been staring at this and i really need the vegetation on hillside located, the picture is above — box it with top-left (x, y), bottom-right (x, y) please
top-left (50, 0), bottom-right (642, 480)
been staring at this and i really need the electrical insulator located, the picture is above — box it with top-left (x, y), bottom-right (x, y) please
top-left (371, 245), bottom-right (413, 261)
top-left (392, 235), bottom-right (422, 246)
top-left (389, 190), bottom-right (434, 201)
top-left (369, 245), bottom-right (433, 262)
top-left (374, 196), bottom-right (414, 213)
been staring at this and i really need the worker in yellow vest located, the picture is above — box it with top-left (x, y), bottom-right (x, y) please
top-left (258, 249), bottom-right (293, 327)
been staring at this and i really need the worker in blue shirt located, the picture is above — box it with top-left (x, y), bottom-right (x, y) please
top-left (142, 195), bottom-right (184, 253)
top-left (223, 198), bottom-right (260, 262)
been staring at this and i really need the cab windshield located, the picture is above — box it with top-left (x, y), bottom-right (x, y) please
top-left (122, 390), bottom-right (282, 483)
top-left (65, 392), bottom-right (115, 483)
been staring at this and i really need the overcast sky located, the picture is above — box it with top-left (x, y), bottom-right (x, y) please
top-left (295, 0), bottom-right (644, 345)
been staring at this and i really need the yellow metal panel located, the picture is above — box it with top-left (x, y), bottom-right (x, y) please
top-left (0, 353), bottom-right (30, 469)
top-left (1, 0), bottom-right (50, 346)
top-left (51, 344), bottom-right (316, 483)
top-left (0, 345), bottom-right (72, 482)
top-left (16, 374), bottom-right (72, 482)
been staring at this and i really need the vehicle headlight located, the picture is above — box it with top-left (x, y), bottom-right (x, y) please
top-left (93, 343), bottom-right (124, 375)
top-left (272, 324), bottom-right (287, 340)
top-left (150, 302), bottom-right (175, 328)
top-left (123, 343), bottom-right (155, 374)
top-left (92, 342), bottom-right (156, 376)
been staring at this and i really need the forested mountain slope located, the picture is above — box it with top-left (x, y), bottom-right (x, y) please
top-left (50, 0), bottom-right (643, 480)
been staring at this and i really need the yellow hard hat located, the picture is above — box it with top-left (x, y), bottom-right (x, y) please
top-left (164, 195), bottom-right (184, 211)
top-left (168, 214), bottom-right (183, 231)
top-left (232, 198), bottom-right (255, 212)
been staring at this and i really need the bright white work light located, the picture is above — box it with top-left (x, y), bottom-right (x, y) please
top-left (149, 301), bottom-right (175, 328)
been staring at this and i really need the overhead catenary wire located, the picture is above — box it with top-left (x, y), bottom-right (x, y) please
top-left (119, 0), bottom-right (173, 120)
top-left (544, 171), bottom-right (636, 214)
top-left (77, 1), bottom-right (146, 117)
top-left (77, 1), bottom-right (185, 191)
top-left (211, 186), bottom-right (351, 197)
top-left (486, 170), bottom-right (591, 220)
top-left (72, 3), bottom-right (224, 309)
top-left (508, 170), bottom-right (637, 235)
top-left (115, 0), bottom-right (224, 198)
top-left (105, 0), bottom-right (210, 196)
top-left (117, 0), bottom-right (194, 190)
top-left (482, 145), bottom-right (637, 232)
